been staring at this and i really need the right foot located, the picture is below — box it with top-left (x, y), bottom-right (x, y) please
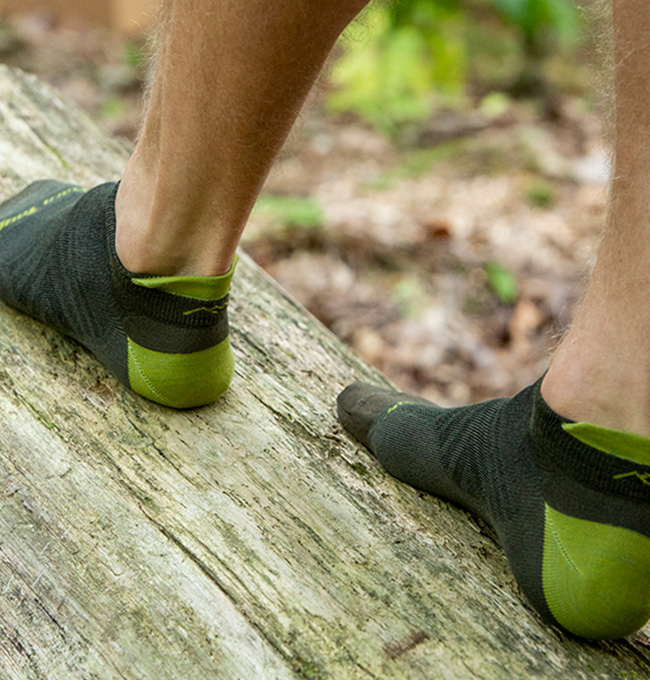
top-left (0, 181), bottom-right (237, 408)
top-left (337, 378), bottom-right (650, 639)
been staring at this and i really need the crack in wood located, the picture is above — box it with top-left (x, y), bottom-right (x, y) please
top-left (139, 510), bottom-right (302, 675)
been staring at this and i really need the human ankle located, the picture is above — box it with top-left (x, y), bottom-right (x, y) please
top-left (115, 173), bottom-right (237, 277)
top-left (542, 337), bottom-right (650, 438)
top-left (115, 218), bottom-right (236, 277)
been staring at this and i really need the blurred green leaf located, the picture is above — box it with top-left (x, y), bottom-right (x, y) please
top-left (484, 262), bottom-right (519, 304)
top-left (329, 0), bottom-right (582, 134)
top-left (479, 91), bottom-right (512, 118)
top-left (487, 0), bottom-right (580, 44)
top-left (526, 179), bottom-right (556, 208)
top-left (391, 276), bottom-right (428, 319)
top-left (122, 42), bottom-right (146, 71)
top-left (254, 195), bottom-right (324, 229)
top-left (329, 3), bottom-right (466, 134)
top-left (101, 97), bottom-right (126, 119)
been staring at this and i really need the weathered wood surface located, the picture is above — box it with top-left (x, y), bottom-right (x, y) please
top-left (0, 64), bottom-right (648, 680)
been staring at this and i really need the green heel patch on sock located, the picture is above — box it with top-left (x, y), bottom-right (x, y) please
top-left (128, 336), bottom-right (234, 409)
top-left (545, 421), bottom-right (650, 637)
top-left (543, 504), bottom-right (650, 639)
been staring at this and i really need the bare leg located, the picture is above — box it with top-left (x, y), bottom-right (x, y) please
top-left (336, 0), bottom-right (650, 641)
top-left (0, 0), bottom-right (370, 407)
top-left (542, 0), bottom-right (650, 437)
top-left (115, 0), bottom-right (370, 277)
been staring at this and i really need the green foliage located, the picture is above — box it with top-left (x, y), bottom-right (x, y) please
top-left (391, 276), bottom-right (429, 319)
top-left (479, 91), bottom-right (513, 119)
top-left (254, 195), bottom-right (324, 229)
top-left (329, 0), bottom-right (582, 133)
top-left (526, 179), bottom-right (556, 208)
top-left (329, 1), bottom-right (466, 135)
top-left (487, 0), bottom-right (580, 94)
top-left (370, 142), bottom-right (463, 188)
top-left (101, 97), bottom-right (127, 120)
top-left (487, 0), bottom-right (580, 47)
top-left (122, 41), bottom-right (147, 72)
top-left (484, 262), bottom-right (519, 304)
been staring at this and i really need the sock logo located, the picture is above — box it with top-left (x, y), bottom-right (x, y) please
top-left (183, 301), bottom-right (229, 316)
top-left (613, 470), bottom-right (650, 485)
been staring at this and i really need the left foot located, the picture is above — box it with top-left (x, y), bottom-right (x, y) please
top-left (0, 181), bottom-right (236, 408)
top-left (337, 378), bottom-right (650, 639)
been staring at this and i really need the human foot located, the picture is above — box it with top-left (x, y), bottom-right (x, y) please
top-left (337, 378), bottom-right (650, 639)
top-left (0, 181), bottom-right (236, 408)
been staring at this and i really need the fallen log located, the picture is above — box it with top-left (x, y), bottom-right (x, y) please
top-left (0, 65), bottom-right (648, 680)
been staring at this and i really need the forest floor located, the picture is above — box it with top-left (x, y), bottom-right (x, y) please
top-left (0, 11), bottom-right (610, 405)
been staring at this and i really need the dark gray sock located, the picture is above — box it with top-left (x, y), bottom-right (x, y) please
top-left (0, 181), bottom-right (236, 407)
top-left (337, 379), bottom-right (650, 639)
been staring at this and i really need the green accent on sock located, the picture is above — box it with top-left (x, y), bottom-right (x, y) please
top-left (0, 185), bottom-right (86, 232)
top-left (543, 504), bottom-right (650, 639)
top-left (131, 254), bottom-right (238, 301)
top-left (127, 336), bottom-right (234, 409)
top-left (563, 422), bottom-right (650, 466)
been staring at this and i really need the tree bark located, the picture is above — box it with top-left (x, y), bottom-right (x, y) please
top-left (0, 65), bottom-right (648, 680)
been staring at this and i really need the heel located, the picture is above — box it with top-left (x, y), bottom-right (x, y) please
top-left (127, 336), bottom-right (234, 409)
top-left (543, 504), bottom-right (650, 639)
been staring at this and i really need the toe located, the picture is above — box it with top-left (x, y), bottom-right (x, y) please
top-left (337, 382), bottom-right (429, 448)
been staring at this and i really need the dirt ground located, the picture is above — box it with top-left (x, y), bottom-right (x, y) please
top-left (0, 11), bottom-right (610, 405)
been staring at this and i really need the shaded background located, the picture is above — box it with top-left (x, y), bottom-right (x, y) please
top-left (0, 0), bottom-right (608, 404)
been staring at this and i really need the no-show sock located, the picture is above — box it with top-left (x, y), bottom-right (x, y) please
top-left (0, 180), bottom-right (235, 408)
top-left (337, 379), bottom-right (650, 639)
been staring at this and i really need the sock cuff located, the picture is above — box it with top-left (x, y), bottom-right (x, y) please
top-left (531, 380), bottom-right (650, 500)
top-left (562, 422), bottom-right (650, 466)
top-left (530, 381), bottom-right (650, 536)
top-left (96, 182), bottom-right (232, 353)
top-left (130, 254), bottom-right (237, 301)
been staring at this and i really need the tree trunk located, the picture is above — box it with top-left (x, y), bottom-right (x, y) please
top-left (0, 65), bottom-right (648, 680)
